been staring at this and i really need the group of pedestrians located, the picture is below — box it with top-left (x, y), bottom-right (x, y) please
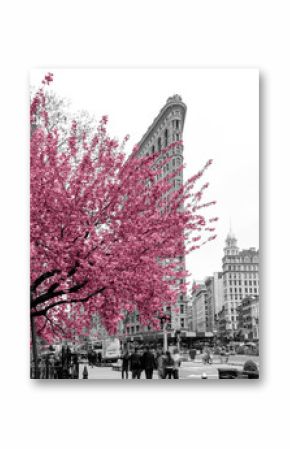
top-left (120, 346), bottom-right (181, 380)
top-left (38, 345), bottom-right (80, 379)
top-left (88, 349), bottom-right (102, 366)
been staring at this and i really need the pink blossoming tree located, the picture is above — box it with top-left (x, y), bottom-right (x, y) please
top-left (30, 74), bottom-right (217, 349)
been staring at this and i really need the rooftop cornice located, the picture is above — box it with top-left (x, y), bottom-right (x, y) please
top-left (138, 95), bottom-right (187, 148)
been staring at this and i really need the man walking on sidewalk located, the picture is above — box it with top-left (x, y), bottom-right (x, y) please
top-left (141, 346), bottom-right (156, 379)
top-left (130, 347), bottom-right (142, 379)
top-left (121, 348), bottom-right (130, 379)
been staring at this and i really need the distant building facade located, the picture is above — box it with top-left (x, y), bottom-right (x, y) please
top-left (213, 272), bottom-right (224, 316)
top-left (191, 279), bottom-right (216, 334)
top-left (221, 229), bottom-right (259, 340)
top-left (237, 295), bottom-right (259, 341)
top-left (192, 231), bottom-right (260, 345)
top-left (191, 282), bottom-right (207, 333)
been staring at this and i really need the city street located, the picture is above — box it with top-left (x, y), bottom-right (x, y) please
top-left (78, 361), bottom-right (221, 380)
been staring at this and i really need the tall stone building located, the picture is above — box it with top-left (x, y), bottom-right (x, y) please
top-left (118, 95), bottom-right (188, 343)
top-left (221, 229), bottom-right (259, 339)
top-left (191, 275), bottom-right (222, 335)
top-left (213, 272), bottom-right (224, 316)
top-left (191, 281), bottom-right (208, 333)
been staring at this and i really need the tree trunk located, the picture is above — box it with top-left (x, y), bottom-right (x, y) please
top-left (31, 314), bottom-right (39, 378)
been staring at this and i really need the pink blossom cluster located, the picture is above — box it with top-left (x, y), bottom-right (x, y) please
top-left (30, 74), bottom-right (217, 342)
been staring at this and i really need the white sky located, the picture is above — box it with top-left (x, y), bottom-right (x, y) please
top-left (31, 68), bottom-right (259, 285)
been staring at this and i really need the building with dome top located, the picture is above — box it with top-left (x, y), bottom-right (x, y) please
top-left (219, 228), bottom-right (259, 341)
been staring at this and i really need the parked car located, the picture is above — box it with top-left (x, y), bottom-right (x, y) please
top-left (242, 359), bottom-right (259, 379)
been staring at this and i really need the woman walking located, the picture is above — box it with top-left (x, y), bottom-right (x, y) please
top-left (164, 351), bottom-right (174, 379)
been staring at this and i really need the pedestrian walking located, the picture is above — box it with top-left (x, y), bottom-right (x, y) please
top-left (202, 347), bottom-right (211, 364)
top-left (130, 347), bottom-right (142, 379)
top-left (40, 356), bottom-right (46, 379)
top-left (172, 348), bottom-right (181, 379)
top-left (164, 351), bottom-right (174, 379)
top-left (72, 354), bottom-right (79, 379)
top-left (189, 348), bottom-right (197, 360)
top-left (45, 354), bottom-right (50, 379)
top-left (82, 365), bottom-right (88, 379)
top-left (88, 348), bottom-right (94, 367)
top-left (156, 348), bottom-right (166, 379)
top-left (141, 346), bottom-right (156, 379)
top-left (121, 348), bottom-right (130, 379)
top-left (54, 355), bottom-right (62, 379)
top-left (48, 354), bottom-right (55, 379)
top-left (61, 348), bottom-right (69, 378)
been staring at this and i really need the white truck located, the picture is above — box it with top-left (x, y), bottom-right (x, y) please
top-left (91, 337), bottom-right (121, 362)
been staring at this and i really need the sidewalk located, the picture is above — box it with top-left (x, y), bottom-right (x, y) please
top-left (79, 364), bottom-right (159, 380)
top-left (79, 362), bottom-right (218, 380)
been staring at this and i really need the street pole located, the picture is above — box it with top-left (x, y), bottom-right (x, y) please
top-left (177, 333), bottom-right (180, 352)
top-left (163, 322), bottom-right (168, 352)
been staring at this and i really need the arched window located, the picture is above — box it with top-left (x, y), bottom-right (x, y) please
top-left (164, 129), bottom-right (168, 147)
top-left (172, 119), bottom-right (180, 130)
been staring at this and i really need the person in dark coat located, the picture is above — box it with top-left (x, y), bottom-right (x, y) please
top-left (72, 353), bottom-right (79, 379)
top-left (121, 349), bottom-right (130, 379)
top-left (130, 347), bottom-right (142, 379)
top-left (61, 344), bottom-right (70, 378)
top-left (141, 346), bottom-right (156, 379)
top-left (164, 351), bottom-right (174, 379)
top-left (54, 355), bottom-right (62, 379)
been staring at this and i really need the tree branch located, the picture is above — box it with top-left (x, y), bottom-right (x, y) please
top-left (31, 287), bottom-right (106, 317)
top-left (31, 280), bottom-right (88, 308)
top-left (30, 269), bottom-right (61, 293)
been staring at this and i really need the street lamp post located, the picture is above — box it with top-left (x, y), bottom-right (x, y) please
top-left (175, 330), bottom-right (181, 352)
top-left (159, 314), bottom-right (170, 352)
top-left (163, 322), bottom-right (168, 352)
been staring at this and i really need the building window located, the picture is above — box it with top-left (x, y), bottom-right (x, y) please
top-left (158, 137), bottom-right (162, 151)
top-left (180, 318), bottom-right (185, 328)
top-left (180, 305), bottom-right (184, 314)
top-left (173, 119), bottom-right (180, 130)
top-left (152, 145), bottom-right (155, 154)
top-left (164, 129), bottom-right (168, 147)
